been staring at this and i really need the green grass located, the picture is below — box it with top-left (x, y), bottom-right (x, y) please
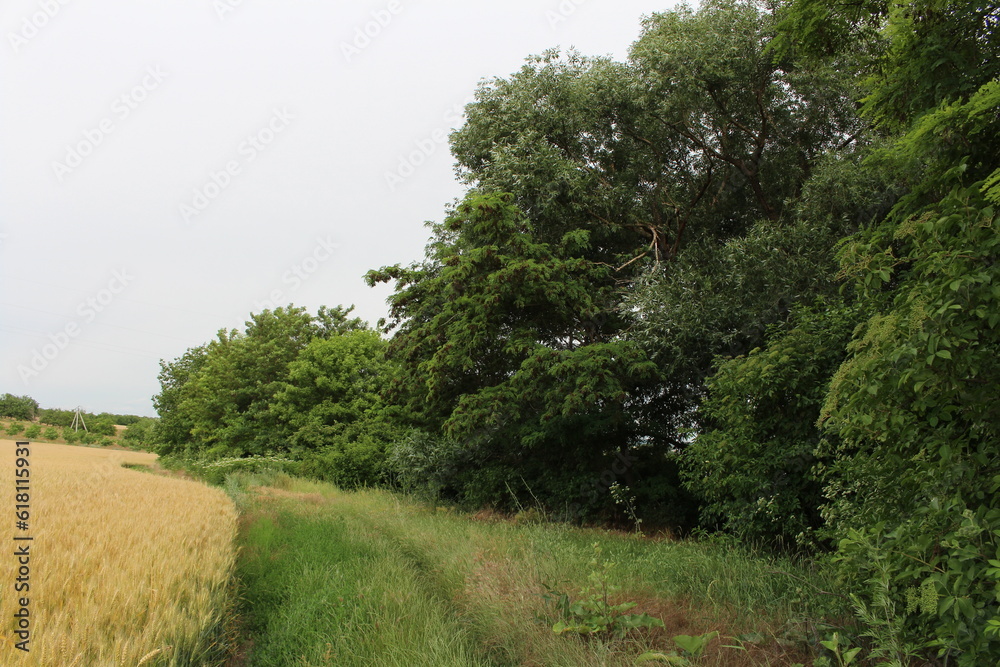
top-left (227, 474), bottom-right (845, 666)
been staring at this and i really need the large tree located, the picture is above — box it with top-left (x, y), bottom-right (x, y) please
top-left (368, 193), bottom-right (670, 515)
top-left (371, 0), bottom-right (863, 519)
top-left (451, 0), bottom-right (861, 261)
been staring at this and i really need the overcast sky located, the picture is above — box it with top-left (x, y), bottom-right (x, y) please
top-left (1, 0), bottom-right (674, 417)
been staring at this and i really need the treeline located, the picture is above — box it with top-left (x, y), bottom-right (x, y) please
top-left (155, 0), bottom-right (999, 661)
top-left (1, 395), bottom-right (155, 447)
top-left (154, 306), bottom-right (401, 487)
top-left (0, 393), bottom-right (145, 434)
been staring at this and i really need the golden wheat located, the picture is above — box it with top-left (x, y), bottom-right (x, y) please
top-left (0, 440), bottom-right (237, 665)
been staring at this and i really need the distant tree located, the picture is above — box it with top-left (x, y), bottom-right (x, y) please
top-left (368, 192), bottom-right (670, 515)
top-left (0, 394), bottom-right (39, 421)
top-left (37, 408), bottom-right (74, 427)
top-left (120, 418), bottom-right (159, 450)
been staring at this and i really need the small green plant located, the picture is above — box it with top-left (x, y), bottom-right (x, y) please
top-left (23, 424), bottom-right (41, 439)
top-left (610, 482), bottom-right (644, 536)
top-left (43, 427), bottom-right (59, 441)
top-left (544, 542), bottom-right (664, 638)
top-left (814, 632), bottom-right (862, 667)
top-left (636, 630), bottom-right (719, 664)
top-left (6, 422), bottom-right (24, 436)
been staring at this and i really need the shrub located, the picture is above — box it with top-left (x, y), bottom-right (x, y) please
top-left (23, 424), bottom-right (41, 439)
top-left (42, 427), bottom-right (59, 441)
top-left (187, 456), bottom-right (300, 486)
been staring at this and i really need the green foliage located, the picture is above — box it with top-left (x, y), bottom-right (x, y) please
top-left (368, 192), bottom-right (669, 514)
top-left (682, 299), bottom-right (859, 547)
top-left (820, 178), bottom-right (999, 530)
top-left (815, 632), bottom-right (862, 667)
top-left (183, 455), bottom-right (300, 486)
top-left (120, 417), bottom-right (159, 450)
top-left (624, 149), bottom-right (889, 440)
top-left (153, 305), bottom-right (398, 487)
top-left (5, 422), bottom-right (24, 436)
top-left (0, 394), bottom-right (38, 420)
top-left (88, 419), bottom-right (116, 437)
top-left (636, 631), bottom-right (723, 664)
top-left (42, 427), bottom-right (58, 441)
top-left (37, 408), bottom-right (75, 427)
top-left (23, 424), bottom-right (40, 439)
top-left (272, 329), bottom-right (401, 488)
top-left (813, 104), bottom-right (1000, 667)
top-left (544, 543), bottom-right (665, 638)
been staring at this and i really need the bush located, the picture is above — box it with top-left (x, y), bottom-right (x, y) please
top-left (89, 420), bottom-right (116, 437)
top-left (186, 456), bottom-right (300, 486)
top-left (23, 424), bottom-right (41, 439)
top-left (63, 429), bottom-right (80, 444)
top-left (120, 418), bottom-right (159, 450)
top-left (42, 427), bottom-right (59, 441)
top-left (6, 422), bottom-right (24, 436)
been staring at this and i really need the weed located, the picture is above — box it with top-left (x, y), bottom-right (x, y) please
top-left (544, 542), bottom-right (665, 638)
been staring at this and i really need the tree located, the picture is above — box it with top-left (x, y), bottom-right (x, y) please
top-left (271, 330), bottom-right (402, 487)
top-left (624, 147), bottom-right (897, 426)
top-left (368, 193), bottom-right (673, 516)
top-left (153, 345), bottom-right (208, 455)
top-left (0, 394), bottom-right (38, 421)
top-left (451, 0), bottom-right (861, 262)
top-left (371, 0), bottom-right (861, 519)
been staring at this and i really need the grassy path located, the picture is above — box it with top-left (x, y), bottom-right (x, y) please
top-left (234, 491), bottom-right (494, 666)
top-left (228, 474), bottom-right (840, 666)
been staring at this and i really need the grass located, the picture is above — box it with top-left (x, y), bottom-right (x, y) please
top-left (228, 473), bottom-right (845, 666)
top-left (0, 440), bottom-right (237, 665)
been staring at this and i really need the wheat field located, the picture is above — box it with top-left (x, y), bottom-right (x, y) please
top-left (0, 440), bottom-right (237, 666)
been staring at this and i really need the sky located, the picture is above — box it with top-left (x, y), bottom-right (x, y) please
top-left (0, 0), bottom-right (675, 417)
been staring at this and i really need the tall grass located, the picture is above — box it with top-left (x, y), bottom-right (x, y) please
top-left (231, 475), bottom-right (842, 666)
top-left (0, 440), bottom-right (237, 665)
